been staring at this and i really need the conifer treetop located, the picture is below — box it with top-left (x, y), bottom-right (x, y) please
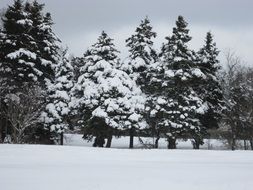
top-left (173, 15), bottom-right (191, 43)
top-left (126, 17), bottom-right (157, 63)
top-left (198, 32), bottom-right (220, 73)
top-left (3, 0), bottom-right (28, 34)
top-left (162, 15), bottom-right (193, 62)
top-left (0, 0), bottom-right (60, 86)
top-left (87, 31), bottom-right (119, 62)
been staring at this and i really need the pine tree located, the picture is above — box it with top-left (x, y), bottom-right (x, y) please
top-left (41, 49), bottom-right (74, 144)
top-left (71, 31), bottom-right (146, 148)
top-left (0, 0), bottom-right (61, 144)
top-left (0, 0), bottom-right (59, 90)
top-left (243, 69), bottom-right (253, 150)
top-left (126, 17), bottom-right (157, 63)
top-left (197, 32), bottom-right (224, 130)
top-left (144, 60), bottom-right (169, 148)
top-left (0, 27), bottom-right (5, 92)
top-left (25, 1), bottom-right (60, 84)
top-left (161, 16), bottom-right (194, 62)
top-left (160, 16), bottom-right (206, 149)
top-left (124, 17), bottom-right (157, 85)
top-left (0, 0), bottom-right (36, 88)
top-left (123, 17), bottom-right (158, 147)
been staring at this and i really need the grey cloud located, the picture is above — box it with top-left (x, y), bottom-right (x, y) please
top-left (0, 0), bottom-right (252, 65)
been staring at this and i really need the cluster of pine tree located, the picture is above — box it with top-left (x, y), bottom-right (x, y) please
top-left (0, 0), bottom-right (62, 143)
top-left (0, 0), bottom-right (226, 148)
top-left (120, 16), bottom-right (224, 149)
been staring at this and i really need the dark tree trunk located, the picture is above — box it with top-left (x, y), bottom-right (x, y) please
top-left (167, 138), bottom-right (176, 149)
top-left (93, 137), bottom-right (98, 147)
top-left (154, 137), bottom-right (160, 149)
top-left (231, 135), bottom-right (236, 151)
top-left (13, 127), bottom-right (17, 144)
top-left (129, 127), bottom-right (134, 149)
top-left (243, 139), bottom-right (247, 150)
top-left (59, 132), bottom-right (64, 145)
top-left (93, 136), bottom-right (105, 147)
top-left (250, 139), bottom-right (253, 150)
top-left (230, 125), bottom-right (236, 151)
top-left (98, 136), bottom-right (105, 147)
top-left (192, 139), bottom-right (200, 149)
top-left (106, 135), bottom-right (112, 148)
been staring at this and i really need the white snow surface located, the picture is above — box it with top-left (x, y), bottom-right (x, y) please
top-left (0, 144), bottom-right (253, 190)
top-left (7, 48), bottom-right (37, 60)
top-left (191, 68), bottom-right (206, 79)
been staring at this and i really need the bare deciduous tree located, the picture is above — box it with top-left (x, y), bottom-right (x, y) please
top-left (3, 85), bottom-right (45, 143)
top-left (220, 50), bottom-right (253, 150)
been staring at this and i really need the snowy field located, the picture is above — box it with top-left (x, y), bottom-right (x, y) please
top-left (1, 144), bottom-right (253, 190)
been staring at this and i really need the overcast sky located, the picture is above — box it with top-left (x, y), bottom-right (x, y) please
top-left (1, 0), bottom-right (253, 66)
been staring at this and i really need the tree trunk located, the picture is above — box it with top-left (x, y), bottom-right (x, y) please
top-left (93, 136), bottom-right (105, 147)
top-left (167, 137), bottom-right (176, 149)
top-left (231, 135), bottom-right (236, 151)
top-left (243, 139), bottom-right (247, 150)
top-left (13, 127), bottom-right (17, 144)
top-left (129, 127), bottom-right (134, 149)
top-left (60, 132), bottom-right (64, 145)
top-left (98, 136), bottom-right (105, 147)
top-left (106, 135), bottom-right (112, 148)
top-left (93, 137), bottom-right (98, 147)
top-left (192, 139), bottom-right (200, 149)
top-left (250, 139), bottom-right (253, 150)
top-left (155, 137), bottom-right (160, 149)
top-left (230, 126), bottom-right (236, 151)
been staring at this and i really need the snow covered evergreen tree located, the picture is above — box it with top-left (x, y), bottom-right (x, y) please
top-left (0, 0), bottom-right (59, 90)
top-left (0, 0), bottom-right (61, 144)
top-left (41, 49), bottom-right (74, 144)
top-left (0, 27), bottom-right (5, 92)
top-left (144, 61), bottom-right (168, 148)
top-left (71, 31), bottom-right (146, 148)
top-left (242, 69), bottom-right (253, 150)
top-left (0, 0), bottom-right (35, 88)
top-left (123, 17), bottom-right (158, 147)
top-left (24, 1), bottom-right (60, 84)
top-left (197, 32), bottom-right (224, 130)
top-left (124, 17), bottom-right (157, 85)
top-left (160, 16), bottom-right (207, 149)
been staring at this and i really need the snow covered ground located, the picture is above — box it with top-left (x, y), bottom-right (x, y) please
top-left (1, 144), bottom-right (253, 190)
